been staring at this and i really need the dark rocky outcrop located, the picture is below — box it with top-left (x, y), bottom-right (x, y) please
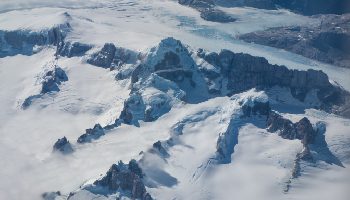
top-left (57, 41), bottom-right (92, 58)
top-left (0, 23), bottom-right (70, 58)
top-left (178, 0), bottom-right (236, 23)
top-left (200, 48), bottom-right (350, 117)
top-left (87, 43), bottom-right (138, 69)
top-left (215, 117), bottom-right (239, 164)
top-left (22, 65), bottom-right (68, 109)
top-left (200, 8), bottom-right (236, 23)
top-left (151, 140), bottom-right (169, 157)
top-left (53, 137), bottom-right (73, 154)
top-left (92, 160), bottom-right (152, 200)
top-left (285, 121), bottom-right (343, 192)
top-left (267, 111), bottom-right (297, 140)
top-left (41, 67), bottom-right (68, 94)
top-left (216, 98), bottom-right (270, 163)
top-left (267, 112), bottom-right (344, 192)
top-left (118, 93), bottom-right (146, 126)
top-left (240, 14), bottom-right (350, 69)
top-left (295, 117), bottom-right (316, 145)
top-left (87, 43), bottom-right (117, 68)
top-left (266, 111), bottom-right (316, 142)
top-left (241, 101), bottom-right (270, 117)
top-left (42, 191), bottom-right (61, 200)
top-left (77, 124), bottom-right (105, 143)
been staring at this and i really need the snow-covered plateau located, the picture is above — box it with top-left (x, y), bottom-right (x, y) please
top-left (0, 1), bottom-right (349, 200)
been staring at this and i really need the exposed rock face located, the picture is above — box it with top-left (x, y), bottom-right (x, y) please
top-left (87, 43), bottom-right (117, 68)
top-left (178, 0), bottom-right (236, 23)
top-left (57, 41), bottom-right (92, 58)
top-left (267, 112), bottom-right (297, 139)
top-left (41, 67), bottom-right (68, 93)
top-left (118, 93), bottom-right (146, 125)
top-left (240, 14), bottom-right (350, 69)
top-left (200, 48), bottom-right (350, 116)
top-left (118, 91), bottom-right (172, 126)
top-left (216, 94), bottom-right (270, 163)
top-left (221, 52), bottom-right (331, 95)
top-left (132, 37), bottom-right (208, 103)
top-left (152, 140), bottom-right (169, 157)
top-left (92, 160), bottom-right (152, 200)
top-left (87, 43), bottom-right (138, 69)
top-left (266, 111), bottom-right (316, 142)
top-left (114, 37), bottom-right (349, 132)
top-left (0, 23), bottom-right (70, 57)
top-left (22, 65), bottom-right (68, 109)
top-left (295, 117), bottom-right (316, 145)
top-left (215, 118), bottom-right (239, 163)
top-left (286, 121), bottom-right (343, 192)
top-left (241, 101), bottom-right (270, 117)
top-left (77, 124), bottom-right (105, 143)
top-left (53, 137), bottom-right (73, 153)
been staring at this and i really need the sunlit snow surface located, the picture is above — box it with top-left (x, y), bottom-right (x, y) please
top-left (0, 1), bottom-right (350, 200)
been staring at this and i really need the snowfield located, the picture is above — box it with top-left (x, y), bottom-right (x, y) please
top-left (0, 1), bottom-right (349, 200)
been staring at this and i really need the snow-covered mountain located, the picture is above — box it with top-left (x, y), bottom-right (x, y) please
top-left (0, 1), bottom-right (349, 200)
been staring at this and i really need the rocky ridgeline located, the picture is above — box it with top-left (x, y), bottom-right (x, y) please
top-left (240, 14), bottom-right (350, 69)
top-left (86, 43), bottom-right (138, 70)
top-left (0, 23), bottom-right (70, 58)
top-left (22, 65), bottom-right (68, 109)
top-left (41, 66), bottom-right (68, 94)
top-left (73, 160), bottom-right (153, 200)
top-left (57, 41), bottom-right (92, 58)
top-left (151, 140), bottom-right (170, 157)
top-left (266, 111), bottom-right (316, 143)
top-left (77, 124), bottom-right (105, 143)
top-left (199, 48), bottom-right (350, 117)
top-left (0, 12), bottom-right (136, 67)
top-left (200, 49), bottom-right (331, 96)
top-left (266, 111), bottom-right (344, 192)
top-left (216, 93), bottom-right (270, 163)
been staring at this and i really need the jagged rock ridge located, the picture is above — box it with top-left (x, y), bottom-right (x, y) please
top-left (70, 160), bottom-right (153, 200)
top-left (77, 124), bottom-right (105, 143)
top-left (0, 23), bottom-right (70, 58)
